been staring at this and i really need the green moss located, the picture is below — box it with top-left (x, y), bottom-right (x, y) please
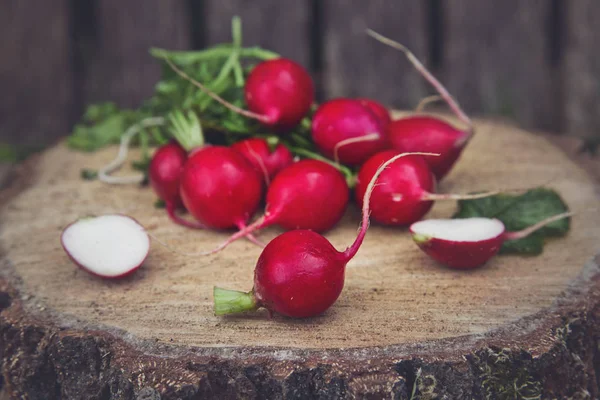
top-left (472, 348), bottom-right (542, 400)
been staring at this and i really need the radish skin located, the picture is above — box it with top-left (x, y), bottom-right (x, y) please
top-left (410, 213), bottom-right (573, 269)
top-left (213, 152), bottom-right (437, 318)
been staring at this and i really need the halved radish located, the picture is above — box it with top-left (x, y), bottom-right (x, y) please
top-left (61, 214), bottom-right (150, 278)
top-left (410, 213), bottom-right (572, 269)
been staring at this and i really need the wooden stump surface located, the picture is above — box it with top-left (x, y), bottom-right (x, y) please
top-left (1, 116), bottom-right (599, 398)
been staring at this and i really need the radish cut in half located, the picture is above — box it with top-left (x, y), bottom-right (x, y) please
top-left (409, 218), bottom-right (506, 270)
top-left (61, 214), bottom-right (150, 278)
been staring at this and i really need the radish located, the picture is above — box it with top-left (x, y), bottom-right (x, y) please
top-left (205, 159), bottom-right (350, 254)
top-left (355, 150), bottom-right (514, 226)
top-left (231, 138), bottom-right (293, 185)
top-left (311, 98), bottom-right (388, 166)
top-left (213, 152), bottom-right (434, 318)
top-left (367, 29), bottom-right (474, 180)
top-left (409, 213), bottom-right (573, 269)
top-left (61, 214), bottom-right (150, 279)
top-left (148, 141), bottom-right (206, 229)
top-left (164, 58), bottom-right (314, 131)
top-left (179, 146), bottom-right (264, 234)
top-left (356, 98), bottom-right (392, 131)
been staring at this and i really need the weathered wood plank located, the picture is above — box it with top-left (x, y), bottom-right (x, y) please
top-left (442, 1), bottom-right (560, 132)
top-left (83, 0), bottom-right (191, 108)
top-left (204, 0), bottom-right (311, 67)
top-left (322, 0), bottom-right (428, 108)
top-left (564, 0), bottom-right (600, 142)
top-left (0, 1), bottom-right (72, 146)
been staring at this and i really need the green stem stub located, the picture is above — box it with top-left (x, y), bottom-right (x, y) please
top-left (213, 287), bottom-right (258, 316)
top-left (412, 233), bottom-right (432, 245)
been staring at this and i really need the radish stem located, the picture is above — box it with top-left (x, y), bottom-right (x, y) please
top-left (503, 211), bottom-right (574, 241)
top-left (213, 287), bottom-right (257, 316)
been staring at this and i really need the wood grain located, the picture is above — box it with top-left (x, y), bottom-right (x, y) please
top-left (564, 0), bottom-right (600, 141)
top-left (204, 0), bottom-right (312, 67)
top-left (0, 0), bottom-right (73, 146)
top-left (442, 0), bottom-right (562, 132)
top-left (1, 117), bottom-right (599, 397)
top-left (82, 0), bottom-right (191, 108)
top-left (322, 0), bottom-right (428, 108)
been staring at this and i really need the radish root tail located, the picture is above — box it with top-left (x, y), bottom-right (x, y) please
top-left (366, 29), bottom-right (473, 135)
top-left (98, 117), bottom-right (165, 185)
top-left (343, 152), bottom-right (440, 261)
top-left (333, 133), bottom-right (381, 165)
top-left (163, 58), bottom-right (271, 124)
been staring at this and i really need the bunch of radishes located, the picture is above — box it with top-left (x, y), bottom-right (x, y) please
top-left (61, 28), bottom-right (573, 320)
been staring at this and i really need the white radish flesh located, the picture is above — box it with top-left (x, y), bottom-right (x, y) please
top-left (61, 214), bottom-right (150, 278)
top-left (410, 218), bottom-right (505, 242)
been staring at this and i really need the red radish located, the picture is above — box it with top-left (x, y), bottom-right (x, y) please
top-left (231, 138), bottom-right (293, 185)
top-left (204, 159), bottom-right (350, 254)
top-left (409, 213), bottom-right (573, 269)
top-left (61, 214), bottom-right (150, 279)
top-left (367, 29), bottom-right (474, 180)
top-left (164, 58), bottom-right (314, 131)
top-left (148, 141), bottom-right (206, 229)
top-left (311, 98), bottom-right (388, 165)
top-left (355, 150), bottom-right (515, 226)
top-left (179, 146), bottom-right (264, 234)
top-left (356, 98), bottom-right (392, 131)
top-left (213, 152), bottom-right (433, 318)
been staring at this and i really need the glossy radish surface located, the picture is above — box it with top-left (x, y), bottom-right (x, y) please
top-left (311, 98), bottom-right (388, 165)
top-left (231, 138), bottom-right (293, 184)
top-left (61, 215), bottom-right (150, 278)
top-left (389, 117), bottom-right (469, 179)
top-left (179, 146), bottom-right (263, 230)
top-left (208, 159), bottom-right (349, 253)
top-left (410, 213), bottom-right (572, 269)
top-left (356, 98), bottom-right (392, 131)
top-left (148, 141), bottom-right (206, 229)
top-left (213, 152), bottom-right (428, 318)
top-left (355, 150), bottom-right (436, 225)
top-left (245, 58), bottom-right (315, 131)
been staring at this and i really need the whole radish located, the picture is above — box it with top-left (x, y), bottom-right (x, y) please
top-left (231, 138), bottom-right (293, 185)
top-left (356, 98), bottom-right (392, 131)
top-left (213, 152), bottom-right (433, 318)
top-left (148, 141), bottom-right (206, 229)
top-left (409, 213), bottom-right (573, 269)
top-left (355, 150), bottom-right (514, 226)
top-left (311, 98), bottom-right (388, 165)
top-left (61, 214), bottom-right (150, 279)
top-left (203, 159), bottom-right (350, 254)
top-left (179, 146), bottom-right (263, 234)
top-left (165, 58), bottom-right (314, 132)
top-left (367, 29), bottom-right (473, 180)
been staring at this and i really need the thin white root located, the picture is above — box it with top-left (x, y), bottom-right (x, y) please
top-left (98, 117), bottom-right (165, 185)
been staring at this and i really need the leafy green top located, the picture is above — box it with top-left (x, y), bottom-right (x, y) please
top-left (453, 188), bottom-right (570, 255)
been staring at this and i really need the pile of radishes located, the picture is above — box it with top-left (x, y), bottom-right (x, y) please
top-left (61, 28), bottom-right (573, 319)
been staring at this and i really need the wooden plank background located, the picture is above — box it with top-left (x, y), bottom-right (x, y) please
top-left (0, 0), bottom-right (598, 147)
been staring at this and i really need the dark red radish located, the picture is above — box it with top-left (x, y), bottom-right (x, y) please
top-left (311, 98), bottom-right (388, 165)
top-left (355, 150), bottom-right (517, 226)
top-left (164, 58), bottom-right (314, 131)
top-left (356, 98), bottom-right (392, 131)
top-left (148, 141), bottom-right (206, 229)
top-left (213, 152), bottom-right (432, 318)
top-left (204, 159), bottom-right (350, 255)
top-left (61, 214), bottom-right (150, 279)
top-left (409, 213), bottom-right (573, 269)
top-left (179, 146), bottom-right (264, 235)
top-left (367, 29), bottom-right (474, 180)
top-left (231, 138), bottom-right (293, 185)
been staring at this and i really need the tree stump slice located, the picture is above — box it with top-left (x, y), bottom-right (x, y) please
top-left (1, 116), bottom-right (599, 399)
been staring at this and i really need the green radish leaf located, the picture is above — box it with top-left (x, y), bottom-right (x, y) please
top-left (453, 188), bottom-right (570, 255)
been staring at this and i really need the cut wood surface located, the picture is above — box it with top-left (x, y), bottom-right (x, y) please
top-left (1, 116), bottom-right (599, 398)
